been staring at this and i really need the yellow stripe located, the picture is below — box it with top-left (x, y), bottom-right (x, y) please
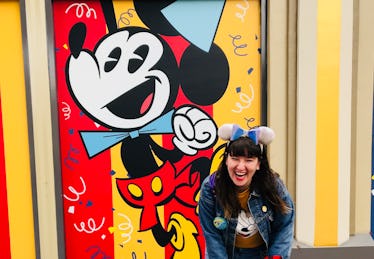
top-left (110, 1), bottom-right (165, 256)
top-left (111, 143), bottom-right (164, 258)
top-left (0, 2), bottom-right (36, 258)
top-left (315, 0), bottom-right (341, 246)
top-left (213, 0), bottom-right (261, 150)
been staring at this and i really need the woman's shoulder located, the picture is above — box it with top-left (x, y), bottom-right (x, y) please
top-left (272, 173), bottom-right (292, 200)
top-left (200, 172), bottom-right (218, 198)
top-left (201, 172), bottom-right (216, 189)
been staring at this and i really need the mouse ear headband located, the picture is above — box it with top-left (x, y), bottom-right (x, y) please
top-left (217, 124), bottom-right (275, 145)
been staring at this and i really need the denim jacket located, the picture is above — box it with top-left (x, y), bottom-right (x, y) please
top-left (198, 173), bottom-right (294, 259)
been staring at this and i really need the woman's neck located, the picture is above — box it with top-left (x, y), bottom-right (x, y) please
top-left (236, 184), bottom-right (250, 193)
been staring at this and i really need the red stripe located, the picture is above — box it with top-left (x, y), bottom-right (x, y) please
top-left (0, 93), bottom-right (12, 259)
top-left (53, 2), bottom-right (114, 258)
top-left (161, 36), bottom-right (213, 258)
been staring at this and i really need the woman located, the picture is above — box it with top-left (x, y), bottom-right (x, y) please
top-left (198, 124), bottom-right (294, 259)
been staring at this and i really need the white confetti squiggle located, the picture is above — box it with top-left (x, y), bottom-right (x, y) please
top-left (61, 102), bottom-right (71, 120)
top-left (65, 3), bottom-right (97, 19)
top-left (74, 217), bottom-right (106, 234)
top-left (235, 0), bottom-right (249, 22)
top-left (232, 84), bottom-right (255, 113)
top-left (63, 176), bottom-right (86, 201)
top-left (118, 213), bottom-right (133, 245)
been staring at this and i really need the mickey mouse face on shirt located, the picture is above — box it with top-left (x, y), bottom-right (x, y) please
top-left (236, 210), bottom-right (257, 238)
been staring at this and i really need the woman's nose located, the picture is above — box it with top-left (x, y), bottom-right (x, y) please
top-left (237, 159), bottom-right (246, 169)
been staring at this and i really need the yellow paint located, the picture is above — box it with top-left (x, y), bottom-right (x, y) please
top-left (113, 0), bottom-right (146, 29)
top-left (111, 145), bottom-right (164, 258)
top-left (315, 0), bottom-right (341, 246)
top-left (167, 213), bottom-right (200, 258)
top-left (0, 1), bottom-right (36, 258)
top-left (128, 183), bottom-right (142, 198)
top-left (210, 147), bottom-right (225, 173)
top-left (213, 0), bottom-right (261, 132)
top-left (151, 176), bottom-right (162, 193)
top-left (108, 1), bottom-right (263, 256)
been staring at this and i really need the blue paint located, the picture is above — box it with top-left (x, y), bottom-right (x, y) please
top-left (161, 0), bottom-right (225, 52)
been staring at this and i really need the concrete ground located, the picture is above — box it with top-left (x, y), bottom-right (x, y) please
top-left (291, 234), bottom-right (374, 259)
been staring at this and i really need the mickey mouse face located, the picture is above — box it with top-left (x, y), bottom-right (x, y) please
top-left (236, 210), bottom-right (257, 238)
top-left (67, 25), bottom-right (178, 130)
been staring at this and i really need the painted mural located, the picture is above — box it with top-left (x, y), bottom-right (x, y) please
top-left (52, 0), bottom-right (262, 258)
top-left (0, 93), bottom-right (11, 259)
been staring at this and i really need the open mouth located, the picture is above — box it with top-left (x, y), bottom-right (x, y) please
top-left (235, 172), bottom-right (246, 178)
top-left (106, 78), bottom-right (156, 119)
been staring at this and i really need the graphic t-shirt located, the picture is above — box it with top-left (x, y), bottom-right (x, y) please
top-left (235, 188), bottom-right (264, 248)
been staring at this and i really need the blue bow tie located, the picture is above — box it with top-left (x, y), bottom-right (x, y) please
top-left (80, 110), bottom-right (174, 158)
top-left (230, 124), bottom-right (259, 144)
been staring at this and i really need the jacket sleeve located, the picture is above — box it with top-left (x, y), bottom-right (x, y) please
top-left (198, 175), bottom-right (229, 259)
top-left (267, 178), bottom-right (295, 259)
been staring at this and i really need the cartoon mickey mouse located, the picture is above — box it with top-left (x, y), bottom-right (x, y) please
top-left (66, 0), bottom-right (230, 250)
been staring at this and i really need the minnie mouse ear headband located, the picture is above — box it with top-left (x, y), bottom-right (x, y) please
top-left (218, 124), bottom-right (275, 145)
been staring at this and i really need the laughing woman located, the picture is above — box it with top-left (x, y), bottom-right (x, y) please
top-left (198, 124), bottom-right (294, 259)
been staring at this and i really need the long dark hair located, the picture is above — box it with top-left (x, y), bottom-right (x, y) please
top-left (214, 137), bottom-right (289, 218)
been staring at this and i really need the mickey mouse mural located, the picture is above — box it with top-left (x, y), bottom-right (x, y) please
top-left (54, 0), bottom-right (262, 258)
top-left (66, 0), bottom-right (227, 255)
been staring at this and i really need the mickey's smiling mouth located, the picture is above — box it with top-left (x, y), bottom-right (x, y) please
top-left (106, 78), bottom-right (156, 119)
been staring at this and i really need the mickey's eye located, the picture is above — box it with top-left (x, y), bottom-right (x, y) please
top-left (128, 45), bottom-right (149, 73)
top-left (104, 47), bottom-right (121, 72)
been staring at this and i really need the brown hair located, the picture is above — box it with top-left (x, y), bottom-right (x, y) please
top-left (214, 137), bottom-right (290, 218)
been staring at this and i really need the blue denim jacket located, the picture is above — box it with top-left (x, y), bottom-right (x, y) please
top-left (198, 173), bottom-right (294, 259)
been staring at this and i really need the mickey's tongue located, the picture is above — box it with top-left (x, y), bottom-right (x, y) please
top-left (106, 79), bottom-right (155, 119)
top-left (140, 93), bottom-right (154, 114)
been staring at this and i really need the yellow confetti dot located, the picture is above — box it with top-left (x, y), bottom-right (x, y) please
top-left (372, 175), bottom-right (374, 180)
top-left (262, 205), bottom-right (267, 213)
top-left (108, 226), bottom-right (116, 234)
top-left (63, 43), bottom-right (68, 50)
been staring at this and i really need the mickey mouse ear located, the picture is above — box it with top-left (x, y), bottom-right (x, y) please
top-left (218, 124), bottom-right (275, 145)
top-left (217, 124), bottom-right (234, 141)
top-left (257, 126), bottom-right (275, 145)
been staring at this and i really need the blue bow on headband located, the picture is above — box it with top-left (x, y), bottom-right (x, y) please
top-left (80, 110), bottom-right (174, 158)
top-left (230, 124), bottom-right (260, 144)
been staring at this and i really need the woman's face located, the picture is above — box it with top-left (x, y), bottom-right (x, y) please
top-left (226, 154), bottom-right (260, 190)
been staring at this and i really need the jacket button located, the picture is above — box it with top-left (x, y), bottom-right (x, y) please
top-left (262, 205), bottom-right (268, 213)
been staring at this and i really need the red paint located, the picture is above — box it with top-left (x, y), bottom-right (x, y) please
top-left (53, 2), bottom-right (114, 258)
top-left (0, 94), bottom-right (11, 259)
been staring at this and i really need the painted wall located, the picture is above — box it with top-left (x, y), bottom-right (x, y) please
top-left (293, 0), bottom-right (374, 246)
top-left (52, 1), bottom-right (262, 258)
top-left (0, 1), bottom-right (36, 259)
top-left (1, 0), bottom-right (373, 258)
